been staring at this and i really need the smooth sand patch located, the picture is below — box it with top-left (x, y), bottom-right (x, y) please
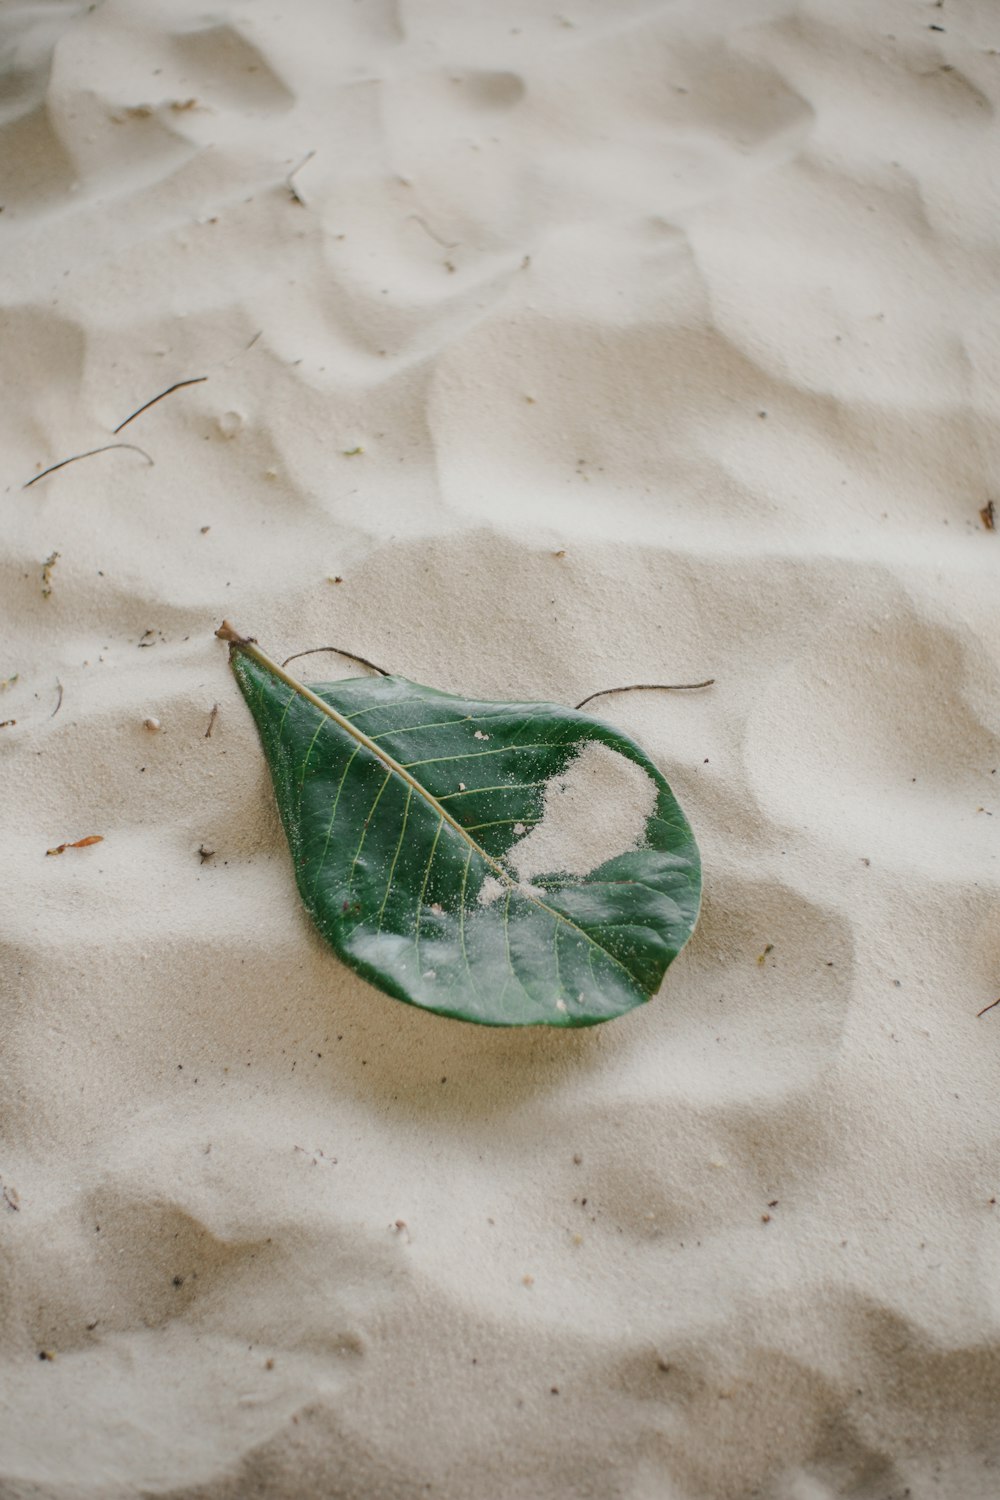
top-left (1, 2), bottom-right (999, 1497)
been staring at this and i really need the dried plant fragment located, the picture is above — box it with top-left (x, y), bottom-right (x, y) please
top-left (41, 551), bottom-right (60, 598)
top-left (46, 835), bottom-right (104, 856)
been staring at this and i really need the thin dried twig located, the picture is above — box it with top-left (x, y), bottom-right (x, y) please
top-left (574, 680), bottom-right (715, 711)
top-left (977, 997), bottom-right (1000, 1018)
top-left (406, 213), bottom-right (460, 249)
top-left (216, 330), bottom-right (264, 371)
top-left (23, 444), bottom-right (154, 490)
top-left (113, 376), bottom-right (207, 434)
top-left (280, 645), bottom-right (390, 677)
top-left (205, 703), bottom-right (220, 738)
top-left (51, 682), bottom-right (63, 719)
top-left (286, 150), bottom-right (316, 205)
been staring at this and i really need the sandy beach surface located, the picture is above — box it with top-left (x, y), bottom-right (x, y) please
top-left (2, 1), bottom-right (999, 1496)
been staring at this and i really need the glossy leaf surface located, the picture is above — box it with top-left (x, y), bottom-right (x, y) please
top-left (229, 641), bottom-right (701, 1027)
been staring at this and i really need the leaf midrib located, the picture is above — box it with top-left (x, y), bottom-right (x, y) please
top-left (231, 638), bottom-right (642, 988)
top-left (235, 638), bottom-right (511, 871)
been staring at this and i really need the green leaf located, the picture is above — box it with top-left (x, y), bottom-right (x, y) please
top-left (225, 631), bottom-right (701, 1027)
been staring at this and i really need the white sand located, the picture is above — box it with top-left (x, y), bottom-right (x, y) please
top-left (2, 1), bottom-right (999, 1496)
top-left (478, 740), bottom-right (658, 905)
top-left (508, 740), bottom-right (659, 884)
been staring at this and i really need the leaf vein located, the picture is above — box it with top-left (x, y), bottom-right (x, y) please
top-left (401, 743), bottom-right (552, 769)
top-left (377, 786), bottom-right (412, 931)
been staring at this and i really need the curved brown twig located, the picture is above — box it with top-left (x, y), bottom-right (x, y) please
top-left (215, 620), bottom-right (256, 648)
top-left (23, 443), bottom-right (154, 490)
top-left (280, 645), bottom-right (390, 677)
top-left (574, 680), bottom-right (715, 712)
top-left (113, 376), bottom-right (207, 434)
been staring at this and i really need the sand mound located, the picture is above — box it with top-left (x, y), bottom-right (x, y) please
top-left (2, 1), bottom-right (999, 1496)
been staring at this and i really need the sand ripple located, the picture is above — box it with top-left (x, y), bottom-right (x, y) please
top-left (2, 1), bottom-right (999, 1496)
